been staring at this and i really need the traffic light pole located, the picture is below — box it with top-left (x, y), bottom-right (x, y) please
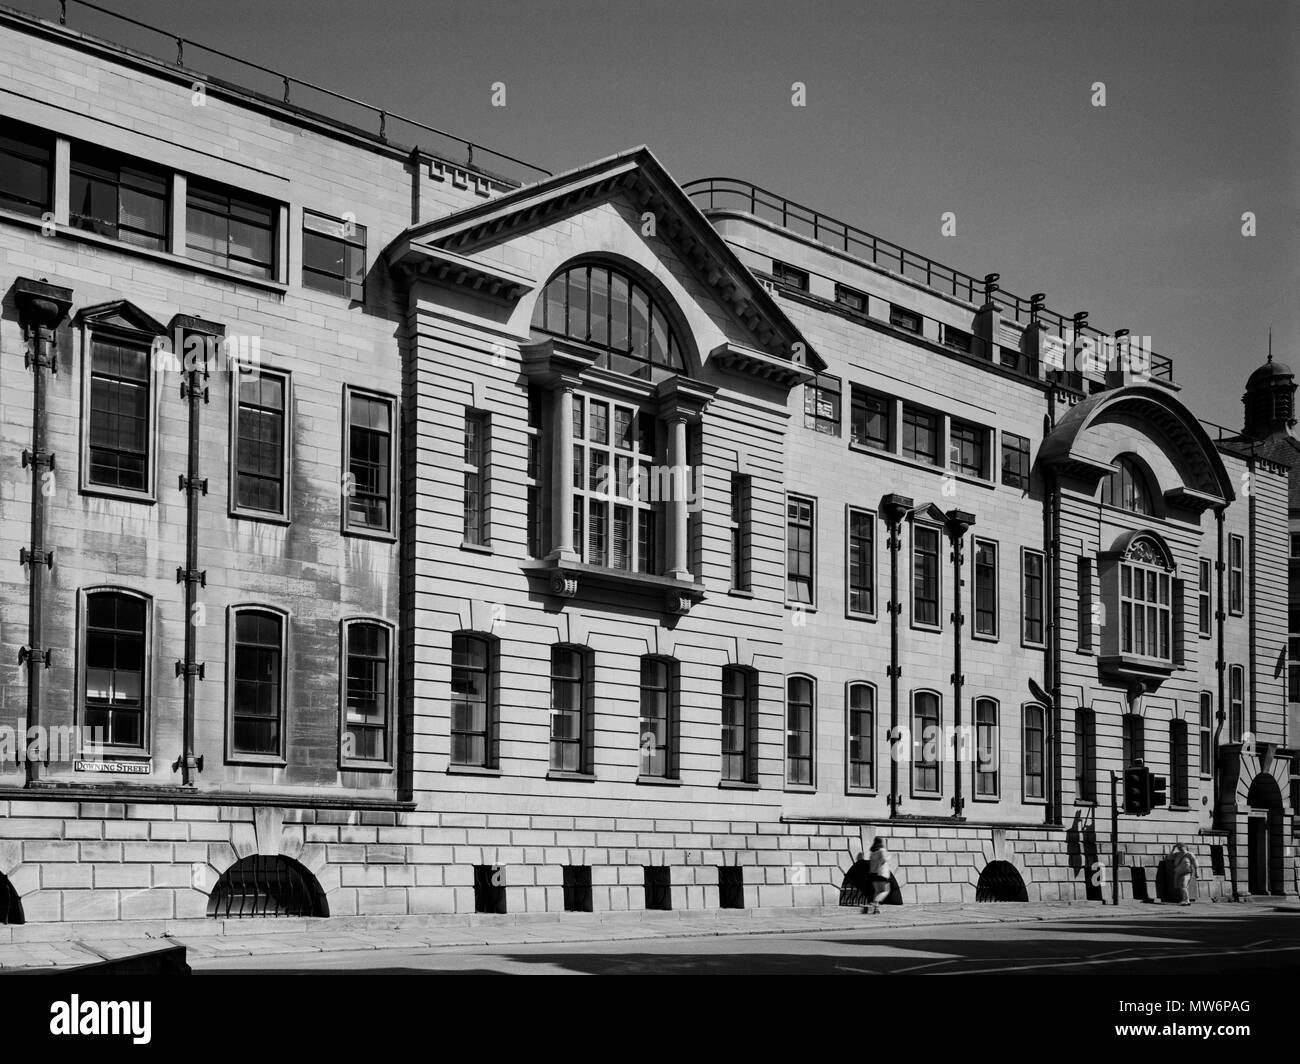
top-left (1110, 770), bottom-right (1119, 906)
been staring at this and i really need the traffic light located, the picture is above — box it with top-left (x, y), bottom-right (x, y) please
top-left (1123, 764), bottom-right (1149, 815)
top-left (1148, 773), bottom-right (1167, 811)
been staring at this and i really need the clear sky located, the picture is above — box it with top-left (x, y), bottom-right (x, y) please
top-left (21, 0), bottom-right (1299, 429)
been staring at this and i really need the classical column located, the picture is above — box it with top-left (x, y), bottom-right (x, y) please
top-left (665, 412), bottom-right (690, 581)
top-left (549, 383), bottom-right (578, 563)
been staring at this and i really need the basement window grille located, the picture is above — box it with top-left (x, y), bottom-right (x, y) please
top-left (207, 855), bottom-right (327, 918)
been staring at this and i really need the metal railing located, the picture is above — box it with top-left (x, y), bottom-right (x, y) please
top-left (687, 177), bottom-right (1175, 384)
top-left (11, 0), bottom-right (552, 185)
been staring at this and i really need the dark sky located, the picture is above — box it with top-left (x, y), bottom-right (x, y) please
top-left (23, 0), bottom-right (1299, 429)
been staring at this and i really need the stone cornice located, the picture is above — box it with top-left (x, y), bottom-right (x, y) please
top-left (388, 241), bottom-right (535, 302)
top-left (706, 341), bottom-right (814, 391)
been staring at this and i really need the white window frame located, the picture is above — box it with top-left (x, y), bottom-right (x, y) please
top-left (229, 365), bottom-right (292, 523)
top-left (225, 603), bottom-right (290, 766)
top-left (845, 506), bottom-right (877, 620)
top-left (341, 385), bottom-right (398, 541)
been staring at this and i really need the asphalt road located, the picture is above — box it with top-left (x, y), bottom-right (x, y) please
top-left (192, 909), bottom-right (1300, 975)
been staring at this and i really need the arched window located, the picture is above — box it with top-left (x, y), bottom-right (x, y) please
top-left (639, 656), bottom-right (678, 780)
top-left (229, 607), bottom-right (286, 761)
top-left (786, 676), bottom-right (815, 786)
top-left (1024, 703), bottom-right (1046, 800)
top-left (847, 682), bottom-right (875, 790)
top-left (973, 697), bottom-right (999, 798)
top-left (207, 855), bottom-right (328, 918)
top-left (533, 263), bottom-right (686, 380)
top-left (1101, 454), bottom-right (1156, 514)
top-left (1120, 535), bottom-right (1174, 661)
top-left (451, 633), bottom-right (496, 769)
top-left (912, 690), bottom-right (941, 795)
top-left (83, 589), bottom-right (149, 750)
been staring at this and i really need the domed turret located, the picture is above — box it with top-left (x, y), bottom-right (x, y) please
top-left (1243, 350), bottom-right (1296, 441)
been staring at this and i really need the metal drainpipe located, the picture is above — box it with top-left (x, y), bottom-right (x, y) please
top-left (1214, 504), bottom-right (1233, 899)
top-left (170, 316), bottom-right (223, 785)
top-left (880, 493), bottom-right (914, 818)
top-left (13, 279), bottom-right (73, 786)
top-left (1049, 464), bottom-right (1064, 826)
top-left (945, 509), bottom-right (975, 820)
top-left (1247, 455), bottom-right (1257, 741)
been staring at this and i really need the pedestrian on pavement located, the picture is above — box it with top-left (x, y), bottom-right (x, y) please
top-left (866, 837), bottom-right (894, 914)
top-left (1170, 843), bottom-right (1198, 905)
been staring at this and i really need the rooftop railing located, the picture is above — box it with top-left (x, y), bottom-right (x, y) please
top-left (686, 177), bottom-right (1175, 385)
top-left (7, 0), bottom-right (552, 186)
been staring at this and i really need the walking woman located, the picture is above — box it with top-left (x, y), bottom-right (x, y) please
top-left (866, 837), bottom-right (894, 914)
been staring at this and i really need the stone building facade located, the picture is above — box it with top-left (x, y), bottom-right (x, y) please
top-left (0, 5), bottom-right (1291, 924)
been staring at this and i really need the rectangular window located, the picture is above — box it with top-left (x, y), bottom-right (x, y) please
top-left (1170, 720), bottom-right (1189, 806)
top-left (69, 144), bottom-right (168, 251)
top-left (889, 304), bottom-right (921, 333)
top-left (302, 210), bottom-right (367, 300)
top-left (848, 684), bottom-right (875, 790)
top-left (463, 410), bottom-right (489, 546)
top-left (525, 390), bottom-right (544, 559)
top-left (803, 373), bottom-right (841, 435)
top-left (1001, 432), bottom-right (1031, 489)
top-left (834, 283), bottom-right (866, 312)
top-left (730, 474), bottom-right (752, 591)
top-left (0, 121), bottom-right (52, 217)
top-left (88, 336), bottom-right (150, 493)
top-left (847, 507), bottom-right (875, 616)
top-left (1024, 704), bottom-right (1045, 800)
top-left (1122, 713), bottom-right (1145, 765)
top-left (232, 369), bottom-right (288, 517)
top-left (84, 591), bottom-right (147, 749)
top-left (902, 405), bottom-right (939, 465)
top-left (451, 634), bottom-right (494, 768)
top-left (849, 386), bottom-right (891, 451)
top-left (230, 610), bottom-right (283, 759)
top-left (1199, 693), bottom-right (1213, 775)
top-left (1229, 665), bottom-right (1244, 742)
top-left (787, 495), bottom-right (815, 605)
top-left (1077, 557), bottom-right (1093, 651)
top-left (1289, 637), bottom-right (1300, 704)
top-left (973, 538), bottom-right (998, 638)
top-left (912, 524), bottom-right (941, 629)
top-left (1228, 535), bottom-right (1244, 615)
top-left (721, 667), bottom-right (755, 784)
top-left (786, 676), bottom-right (814, 787)
top-left (913, 691), bottom-right (941, 794)
top-left (942, 324), bottom-right (973, 353)
top-left (772, 260), bottom-right (809, 290)
top-left (345, 389), bottom-right (395, 534)
top-left (343, 622), bottom-right (390, 763)
top-left (550, 646), bottom-right (587, 773)
top-left (1119, 562), bottom-right (1172, 661)
top-left (1022, 549), bottom-right (1045, 647)
top-left (1075, 708), bottom-right (1096, 802)
top-left (949, 419), bottom-right (987, 478)
top-left (186, 178), bottom-right (277, 279)
top-left (1292, 533), bottom-right (1300, 558)
top-left (1198, 558), bottom-right (1212, 637)
top-left (974, 698), bottom-right (998, 797)
top-left (639, 657), bottom-right (676, 780)
top-left (572, 394), bottom-right (657, 573)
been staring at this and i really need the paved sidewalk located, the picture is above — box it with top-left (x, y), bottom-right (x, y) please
top-left (3, 897), bottom-right (1294, 972)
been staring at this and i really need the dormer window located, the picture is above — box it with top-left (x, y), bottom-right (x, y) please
top-left (533, 263), bottom-right (686, 382)
top-left (1101, 454), bottom-right (1156, 515)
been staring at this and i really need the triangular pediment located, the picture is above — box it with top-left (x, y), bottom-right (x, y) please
top-left (384, 147), bottom-right (822, 370)
top-left (74, 300), bottom-right (166, 337)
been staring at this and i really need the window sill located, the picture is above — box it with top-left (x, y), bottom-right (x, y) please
top-left (524, 560), bottom-right (704, 613)
top-left (719, 780), bottom-right (761, 790)
top-left (1023, 797), bottom-right (1048, 806)
top-left (636, 775), bottom-right (681, 787)
top-left (81, 485), bottom-right (157, 506)
top-left (1022, 641), bottom-right (1046, 652)
top-left (1074, 799), bottom-right (1099, 808)
top-left (225, 754), bottom-right (287, 768)
top-left (339, 759), bottom-right (394, 773)
top-left (727, 588), bottom-right (755, 599)
top-left (910, 622), bottom-right (943, 634)
top-left (342, 524), bottom-right (397, 544)
top-left (786, 603), bottom-right (817, 613)
top-left (845, 610), bottom-right (878, 623)
top-left (447, 764), bottom-right (501, 777)
top-left (460, 541), bottom-right (494, 555)
top-left (971, 793), bottom-right (1000, 803)
top-left (230, 508), bottom-right (291, 526)
top-left (910, 791), bottom-right (943, 801)
top-left (546, 770), bottom-right (596, 783)
top-left (1, 209), bottom-right (292, 294)
top-left (75, 749), bottom-right (151, 762)
top-left (845, 787), bottom-right (877, 798)
top-left (971, 631), bottom-right (1000, 643)
top-left (1168, 805), bottom-right (1191, 812)
top-left (784, 784), bottom-right (817, 794)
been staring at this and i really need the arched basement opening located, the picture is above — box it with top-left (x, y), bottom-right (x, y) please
top-left (976, 860), bottom-right (1029, 902)
top-left (0, 872), bottom-right (23, 925)
top-left (207, 855), bottom-right (328, 918)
